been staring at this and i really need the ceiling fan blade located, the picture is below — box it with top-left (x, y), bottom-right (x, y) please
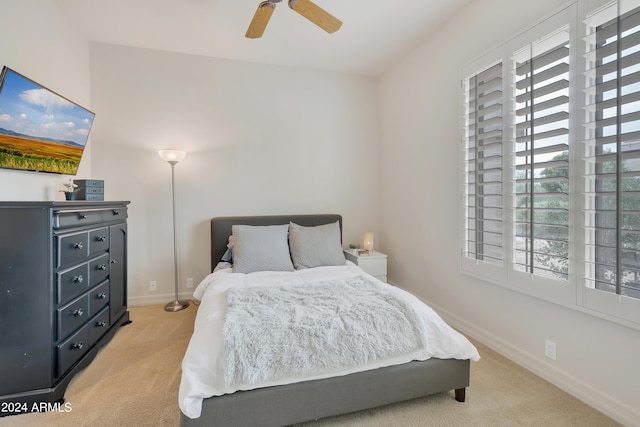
top-left (246, 1), bottom-right (276, 39)
top-left (288, 0), bottom-right (342, 34)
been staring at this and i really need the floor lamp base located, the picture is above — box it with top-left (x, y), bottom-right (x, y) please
top-left (164, 300), bottom-right (190, 312)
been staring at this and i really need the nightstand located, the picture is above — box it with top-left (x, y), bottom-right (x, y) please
top-left (343, 250), bottom-right (387, 282)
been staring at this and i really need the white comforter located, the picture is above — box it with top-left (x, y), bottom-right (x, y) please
top-left (179, 264), bottom-right (480, 419)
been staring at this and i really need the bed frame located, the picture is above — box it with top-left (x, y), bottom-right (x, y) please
top-left (180, 214), bottom-right (470, 427)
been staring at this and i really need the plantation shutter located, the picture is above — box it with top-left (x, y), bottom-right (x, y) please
top-left (584, 3), bottom-right (640, 299)
top-left (512, 28), bottom-right (571, 281)
top-left (463, 62), bottom-right (503, 265)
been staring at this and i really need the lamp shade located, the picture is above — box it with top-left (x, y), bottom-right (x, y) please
top-left (158, 150), bottom-right (187, 163)
top-left (363, 232), bottom-right (374, 252)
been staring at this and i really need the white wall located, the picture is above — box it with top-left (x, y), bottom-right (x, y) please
top-left (7, 0), bottom-right (633, 422)
top-left (378, 0), bottom-right (640, 425)
top-left (89, 43), bottom-right (380, 305)
top-left (0, 0), bottom-right (92, 200)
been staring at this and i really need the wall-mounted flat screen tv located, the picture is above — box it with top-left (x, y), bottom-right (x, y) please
top-left (0, 66), bottom-right (95, 175)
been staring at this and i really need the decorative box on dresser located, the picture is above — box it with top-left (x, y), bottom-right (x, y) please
top-left (0, 201), bottom-right (130, 416)
top-left (343, 250), bottom-right (388, 282)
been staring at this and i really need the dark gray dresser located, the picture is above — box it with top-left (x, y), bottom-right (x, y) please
top-left (0, 201), bottom-right (130, 416)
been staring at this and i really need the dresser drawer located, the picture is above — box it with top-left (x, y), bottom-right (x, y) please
top-left (57, 324), bottom-right (89, 376)
top-left (357, 257), bottom-right (387, 277)
top-left (89, 254), bottom-right (110, 287)
top-left (54, 209), bottom-right (105, 229)
top-left (88, 307), bottom-right (110, 346)
top-left (57, 294), bottom-right (89, 341)
top-left (82, 186), bottom-right (104, 194)
top-left (54, 207), bottom-right (128, 229)
top-left (89, 227), bottom-right (110, 255)
top-left (105, 207), bottom-right (127, 221)
top-left (74, 179), bottom-right (104, 188)
top-left (89, 281), bottom-right (110, 316)
top-left (343, 250), bottom-right (388, 283)
top-left (57, 231), bottom-right (89, 267)
top-left (81, 193), bottom-right (105, 201)
top-left (57, 263), bottom-right (90, 304)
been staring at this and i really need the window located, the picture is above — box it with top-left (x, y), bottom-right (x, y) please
top-left (585, 2), bottom-right (640, 300)
top-left (462, 62), bottom-right (504, 266)
top-left (461, 0), bottom-right (640, 328)
top-left (512, 27), bottom-right (571, 281)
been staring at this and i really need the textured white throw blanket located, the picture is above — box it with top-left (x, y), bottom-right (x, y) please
top-left (223, 275), bottom-right (426, 387)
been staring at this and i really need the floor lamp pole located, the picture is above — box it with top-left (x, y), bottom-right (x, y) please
top-left (160, 150), bottom-right (189, 312)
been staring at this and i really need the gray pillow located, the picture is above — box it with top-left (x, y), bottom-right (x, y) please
top-left (231, 224), bottom-right (294, 273)
top-left (289, 221), bottom-right (346, 269)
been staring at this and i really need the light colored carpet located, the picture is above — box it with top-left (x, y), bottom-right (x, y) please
top-left (1, 304), bottom-right (619, 427)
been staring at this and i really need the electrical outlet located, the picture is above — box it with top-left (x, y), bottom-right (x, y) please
top-left (150, 280), bottom-right (157, 292)
top-left (545, 339), bottom-right (556, 360)
top-left (187, 278), bottom-right (194, 288)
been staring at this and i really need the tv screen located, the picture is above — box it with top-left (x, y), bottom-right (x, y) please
top-left (0, 66), bottom-right (95, 175)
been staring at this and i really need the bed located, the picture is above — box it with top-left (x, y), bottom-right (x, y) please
top-left (179, 214), bottom-right (479, 427)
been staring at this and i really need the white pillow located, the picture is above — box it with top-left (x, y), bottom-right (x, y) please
top-left (289, 221), bottom-right (346, 269)
top-left (221, 236), bottom-right (233, 263)
top-left (231, 224), bottom-right (294, 273)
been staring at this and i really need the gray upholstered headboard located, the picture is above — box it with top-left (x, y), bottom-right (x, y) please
top-left (210, 214), bottom-right (343, 272)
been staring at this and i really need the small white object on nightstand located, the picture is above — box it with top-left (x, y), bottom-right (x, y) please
top-left (344, 250), bottom-right (387, 282)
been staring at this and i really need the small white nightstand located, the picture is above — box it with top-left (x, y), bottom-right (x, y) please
top-left (343, 250), bottom-right (387, 282)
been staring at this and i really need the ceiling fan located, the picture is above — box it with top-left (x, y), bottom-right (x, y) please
top-left (246, 0), bottom-right (342, 39)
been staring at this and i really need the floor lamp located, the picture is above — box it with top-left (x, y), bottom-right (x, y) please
top-left (158, 149), bottom-right (190, 312)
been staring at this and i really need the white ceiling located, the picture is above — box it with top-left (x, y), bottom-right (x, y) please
top-left (53, 0), bottom-right (472, 76)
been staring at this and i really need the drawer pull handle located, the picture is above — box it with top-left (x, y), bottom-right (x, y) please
top-left (74, 242), bottom-right (84, 250)
top-left (79, 213), bottom-right (87, 220)
top-left (97, 264), bottom-right (107, 271)
top-left (72, 342), bottom-right (84, 350)
top-left (97, 321), bottom-right (107, 327)
top-left (73, 309), bottom-right (84, 317)
top-left (113, 210), bottom-right (120, 215)
top-left (97, 236), bottom-right (107, 242)
top-left (73, 275), bottom-right (84, 284)
top-left (97, 292), bottom-right (107, 299)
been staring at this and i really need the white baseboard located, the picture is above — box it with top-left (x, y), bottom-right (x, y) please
top-left (428, 300), bottom-right (639, 427)
top-left (128, 291), bottom-right (195, 307)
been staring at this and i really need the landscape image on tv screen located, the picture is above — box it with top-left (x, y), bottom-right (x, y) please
top-left (0, 67), bottom-right (95, 175)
